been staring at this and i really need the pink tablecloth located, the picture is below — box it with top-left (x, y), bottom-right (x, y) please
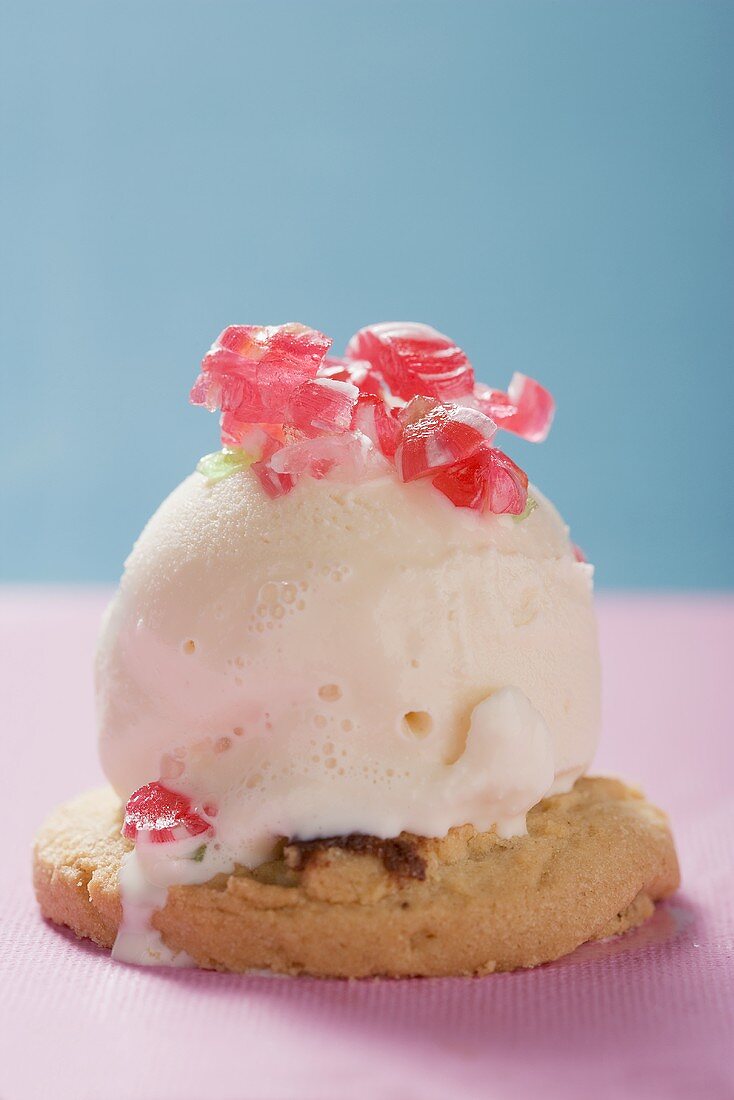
top-left (2, 590), bottom-right (733, 1100)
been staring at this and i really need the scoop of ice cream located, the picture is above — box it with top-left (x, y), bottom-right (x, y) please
top-left (97, 467), bottom-right (600, 870)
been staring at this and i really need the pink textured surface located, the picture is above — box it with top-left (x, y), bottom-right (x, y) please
top-left (2, 589), bottom-right (733, 1100)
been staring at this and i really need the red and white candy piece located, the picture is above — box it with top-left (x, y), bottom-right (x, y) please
top-left (318, 356), bottom-right (384, 395)
top-left (190, 323), bottom-right (332, 443)
top-left (472, 373), bottom-right (555, 443)
top-left (350, 393), bottom-right (402, 458)
top-left (286, 378), bottom-right (359, 436)
top-left (346, 322), bottom-right (475, 402)
top-left (394, 399), bottom-right (497, 482)
top-left (432, 445), bottom-right (529, 515)
top-left (251, 457), bottom-right (296, 499)
top-left (269, 432), bottom-right (383, 483)
top-left (122, 782), bottom-right (213, 845)
top-left (217, 421), bottom-right (282, 459)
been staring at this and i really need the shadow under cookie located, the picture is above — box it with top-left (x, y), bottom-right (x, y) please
top-left (33, 776), bottom-right (679, 978)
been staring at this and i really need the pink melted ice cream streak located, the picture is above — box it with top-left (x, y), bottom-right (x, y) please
top-left (189, 320), bottom-right (554, 513)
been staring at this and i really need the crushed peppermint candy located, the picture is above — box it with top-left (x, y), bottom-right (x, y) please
top-left (191, 323), bottom-right (332, 427)
top-left (346, 322), bottom-right (475, 402)
top-left (122, 782), bottom-right (214, 845)
top-left (319, 355), bottom-right (384, 395)
top-left (251, 457), bottom-right (296, 499)
top-left (395, 399), bottom-right (497, 482)
top-left (190, 320), bottom-right (557, 518)
top-left (470, 373), bottom-right (555, 443)
top-left (432, 446), bottom-right (529, 515)
top-left (286, 377), bottom-right (359, 437)
top-left (351, 392), bottom-right (402, 458)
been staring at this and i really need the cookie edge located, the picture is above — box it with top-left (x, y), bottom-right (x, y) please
top-left (33, 777), bottom-right (680, 977)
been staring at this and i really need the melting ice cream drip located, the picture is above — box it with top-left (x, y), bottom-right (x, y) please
top-left (112, 687), bottom-right (556, 964)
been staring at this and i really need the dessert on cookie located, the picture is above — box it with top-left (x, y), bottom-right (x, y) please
top-left (34, 320), bottom-right (679, 975)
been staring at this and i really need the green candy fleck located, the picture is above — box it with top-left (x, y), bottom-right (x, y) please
top-left (190, 843), bottom-right (207, 863)
top-left (196, 448), bottom-right (254, 483)
top-left (513, 495), bottom-right (538, 523)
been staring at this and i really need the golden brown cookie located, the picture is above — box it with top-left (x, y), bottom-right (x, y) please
top-left (33, 776), bottom-right (679, 977)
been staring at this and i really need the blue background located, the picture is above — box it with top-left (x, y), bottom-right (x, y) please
top-left (1, 0), bottom-right (732, 586)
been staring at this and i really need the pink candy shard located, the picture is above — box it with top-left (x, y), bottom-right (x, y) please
top-left (251, 457), bottom-right (296, 499)
top-left (472, 372), bottom-right (555, 443)
top-left (217, 422), bottom-right (282, 458)
top-left (345, 322), bottom-right (475, 402)
top-left (269, 432), bottom-right (382, 483)
top-left (286, 378), bottom-right (359, 437)
top-left (319, 356), bottom-right (384, 395)
top-left (220, 410), bottom-right (284, 452)
top-left (190, 323), bottom-right (332, 445)
top-left (394, 398), bottom-right (497, 482)
top-left (122, 782), bottom-right (213, 845)
top-left (351, 393), bottom-right (402, 458)
top-left (432, 445), bottom-right (529, 515)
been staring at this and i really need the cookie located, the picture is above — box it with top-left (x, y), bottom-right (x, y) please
top-left (33, 776), bottom-right (679, 977)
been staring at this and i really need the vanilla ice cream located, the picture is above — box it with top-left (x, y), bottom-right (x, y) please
top-left (97, 466), bottom-right (600, 886)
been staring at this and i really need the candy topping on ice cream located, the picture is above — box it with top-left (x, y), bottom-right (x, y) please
top-left (188, 320), bottom-right (554, 512)
top-left (121, 782), bottom-right (214, 845)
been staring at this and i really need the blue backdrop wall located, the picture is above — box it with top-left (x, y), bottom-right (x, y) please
top-left (1, 0), bottom-right (732, 586)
